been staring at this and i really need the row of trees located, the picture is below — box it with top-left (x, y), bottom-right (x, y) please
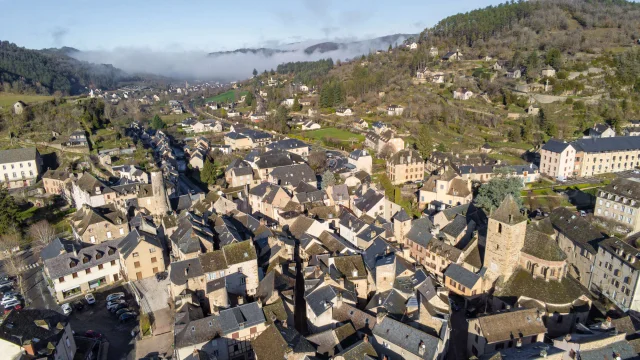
top-left (276, 59), bottom-right (334, 85)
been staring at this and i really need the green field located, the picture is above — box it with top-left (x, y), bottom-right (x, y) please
top-left (0, 93), bottom-right (54, 108)
top-left (304, 128), bottom-right (365, 142)
top-left (205, 90), bottom-right (248, 103)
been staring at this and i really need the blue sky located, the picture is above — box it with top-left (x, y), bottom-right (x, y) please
top-left (1, 0), bottom-right (506, 51)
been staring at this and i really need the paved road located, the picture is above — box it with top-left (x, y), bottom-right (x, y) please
top-left (178, 174), bottom-right (205, 195)
top-left (446, 298), bottom-right (470, 360)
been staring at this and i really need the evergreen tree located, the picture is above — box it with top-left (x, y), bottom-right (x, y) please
top-left (0, 185), bottom-right (18, 235)
top-left (321, 171), bottom-right (336, 190)
top-left (292, 96), bottom-right (302, 111)
top-left (475, 177), bottom-right (524, 211)
top-left (414, 125), bottom-right (433, 159)
top-left (151, 114), bottom-right (165, 130)
top-left (245, 92), bottom-right (255, 107)
top-left (252, 68), bottom-right (258, 76)
top-left (200, 159), bottom-right (217, 185)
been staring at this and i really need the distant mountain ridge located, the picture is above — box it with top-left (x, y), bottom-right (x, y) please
top-left (0, 41), bottom-right (136, 95)
top-left (207, 33), bottom-right (418, 57)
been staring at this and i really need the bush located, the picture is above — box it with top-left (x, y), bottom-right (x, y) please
top-left (565, 98), bottom-right (574, 105)
top-left (557, 70), bottom-right (569, 80)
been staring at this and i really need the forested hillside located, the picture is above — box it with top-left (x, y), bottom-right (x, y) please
top-left (0, 41), bottom-right (135, 95)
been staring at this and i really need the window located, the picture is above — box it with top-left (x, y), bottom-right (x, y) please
top-left (149, 247), bottom-right (156, 253)
top-left (59, 276), bottom-right (65, 283)
top-left (90, 236), bottom-right (96, 243)
top-left (133, 252), bottom-right (139, 257)
top-left (66, 337), bottom-right (70, 348)
top-left (86, 268), bottom-right (91, 274)
top-left (238, 267), bottom-right (243, 274)
top-left (151, 257), bottom-right (157, 263)
top-left (498, 224), bottom-right (502, 234)
top-left (106, 231), bottom-right (112, 239)
top-left (111, 260), bottom-right (116, 266)
top-left (72, 273), bottom-right (78, 279)
top-left (134, 261), bottom-right (141, 268)
top-left (98, 264), bottom-right (103, 270)
top-left (232, 332), bottom-right (239, 339)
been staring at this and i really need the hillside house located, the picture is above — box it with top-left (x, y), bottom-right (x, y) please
top-left (335, 107), bottom-right (353, 117)
top-left (387, 105), bottom-right (404, 117)
top-left (541, 66), bottom-right (556, 78)
top-left (453, 88), bottom-right (474, 101)
top-left (302, 121), bottom-right (321, 130)
top-left (442, 49), bottom-right (462, 61)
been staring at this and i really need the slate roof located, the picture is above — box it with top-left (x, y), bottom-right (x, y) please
top-left (495, 268), bottom-right (586, 305)
top-left (0, 147), bottom-right (38, 165)
top-left (332, 302), bottom-right (377, 332)
top-left (598, 237), bottom-right (640, 271)
top-left (254, 150), bottom-right (303, 169)
top-left (218, 302), bottom-right (265, 335)
top-left (392, 209), bottom-right (411, 222)
top-left (75, 172), bottom-right (112, 196)
top-left (366, 289), bottom-right (407, 316)
top-left (42, 169), bottom-right (71, 181)
top-left (441, 214), bottom-right (467, 238)
top-left (388, 148), bottom-right (423, 166)
top-left (223, 240), bottom-right (256, 265)
top-left (541, 138), bottom-right (572, 153)
top-left (339, 210), bottom-right (367, 233)
top-left (349, 149), bottom-right (370, 160)
top-left (373, 316), bottom-right (440, 359)
top-left (521, 226), bottom-right (567, 262)
top-left (44, 239), bottom-right (120, 279)
top-left (270, 164), bottom-right (316, 185)
top-left (252, 323), bottom-right (315, 359)
top-left (266, 138), bottom-right (309, 151)
top-left (289, 216), bottom-right (316, 239)
top-left (0, 309), bottom-right (70, 354)
top-left (444, 263), bottom-right (481, 289)
top-left (577, 340), bottom-right (639, 360)
top-left (550, 207), bottom-right (604, 254)
top-left (573, 136), bottom-right (640, 153)
top-left (406, 217), bottom-right (435, 248)
top-left (476, 309), bottom-right (546, 344)
top-left (601, 177), bottom-right (640, 202)
top-left (490, 195), bottom-right (527, 224)
top-left (40, 238), bottom-right (77, 261)
top-left (335, 340), bottom-right (378, 360)
top-left (174, 310), bottom-right (221, 348)
top-left (353, 189), bottom-right (384, 213)
top-left (169, 258), bottom-right (204, 286)
top-left (305, 285), bottom-right (354, 317)
top-left (118, 228), bottom-right (162, 259)
top-left (199, 250), bottom-right (227, 272)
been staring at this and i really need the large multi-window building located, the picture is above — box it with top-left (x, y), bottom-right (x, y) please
top-left (595, 177), bottom-right (640, 232)
top-left (0, 147), bottom-right (42, 189)
top-left (540, 137), bottom-right (640, 180)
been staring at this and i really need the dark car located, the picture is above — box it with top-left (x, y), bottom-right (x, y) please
top-left (119, 312), bottom-right (137, 323)
top-left (84, 330), bottom-right (103, 339)
top-left (115, 308), bottom-right (134, 317)
top-left (110, 303), bottom-right (128, 312)
top-left (155, 272), bottom-right (167, 281)
top-left (73, 301), bottom-right (85, 311)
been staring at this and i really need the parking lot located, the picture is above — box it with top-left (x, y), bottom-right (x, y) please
top-left (65, 285), bottom-right (139, 360)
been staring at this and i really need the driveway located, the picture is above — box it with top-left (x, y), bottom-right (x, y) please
top-left (66, 286), bottom-right (139, 360)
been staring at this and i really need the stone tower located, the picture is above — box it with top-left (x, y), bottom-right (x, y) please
top-left (392, 209), bottom-right (412, 245)
top-left (484, 195), bottom-right (527, 280)
top-left (150, 171), bottom-right (170, 216)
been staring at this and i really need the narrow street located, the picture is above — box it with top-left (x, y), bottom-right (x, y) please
top-left (292, 238), bottom-right (308, 335)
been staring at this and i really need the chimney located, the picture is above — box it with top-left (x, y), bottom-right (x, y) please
top-left (95, 186), bottom-right (101, 195)
top-left (238, 296), bottom-right (244, 305)
top-left (23, 341), bottom-right (35, 356)
top-left (418, 340), bottom-right (426, 356)
top-left (336, 292), bottom-right (343, 306)
top-left (185, 264), bottom-right (190, 276)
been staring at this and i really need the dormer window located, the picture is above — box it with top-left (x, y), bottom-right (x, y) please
top-left (82, 255), bottom-right (90, 264)
top-left (69, 261), bottom-right (77, 268)
top-left (95, 252), bottom-right (103, 260)
top-left (107, 247), bottom-right (115, 255)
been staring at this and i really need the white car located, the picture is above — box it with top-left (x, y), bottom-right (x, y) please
top-left (85, 293), bottom-right (96, 305)
top-left (3, 299), bottom-right (21, 309)
top-left (1, 296), bottom-right (20, 306)
top-left (106, 292), bottom-right (125, 302)
top-left (61, 303), bottom-right (72, 315)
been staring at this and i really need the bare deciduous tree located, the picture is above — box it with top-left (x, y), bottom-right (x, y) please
top-left (0, 232), bottom-right (26, 297)
top-left (28, 220), bottom-right (56, 256)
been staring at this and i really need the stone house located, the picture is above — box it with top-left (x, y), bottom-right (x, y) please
top-left (118, 227), bottom-right (165, 281)
top-left (386, 148), bottom-right (425, 185)
top-left (387, 105), bottom-right (404, 117)
top-left (594, 178), bottom-right (640, 233)
top-left (590, 237), bottom-right (640, 312)
top-left (42, 169), bottom-right (73, 197)
top-left (453, 88), bottom-right (474, 100)
top-left (419, 167), bottom-right (472, 208)
top-left (70, 205), bottom-right (129, 244)
top-left (466, 309), bottom-right (546, 358)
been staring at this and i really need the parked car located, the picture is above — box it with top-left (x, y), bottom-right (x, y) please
top-left (84, 330), bottom-right (103, 339)
top-left (106, 292), bottom-right (125, 302)
top-left (0, 280), bottom-right (14, 288)
top-left (119, 312), bottom-right (137, 323)
top-left (2, 291), bottom-right (20, 298)
top-left (106, 300), bottom-right (126, 311)
top-left (115, 308), bottom-right (134, 317)
top-left (3, 303), bottom-right (21, 314)
top-left (73, 301), bottom-right (85, 311)
top-left (580, 210), bottom-right (587, 217)
top-left (4, 299), bottom-right (21, 309)
top-left (1, 296), bottom-right (19, 306)
top-left (61, 303), bottom-right (72, 315)
top-left (85, 293), bottom-right (96, 305)
top-left (109, 303), bottom-right (128, 313)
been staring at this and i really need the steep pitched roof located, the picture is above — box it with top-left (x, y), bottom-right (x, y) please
top-left (541, 138), bottom-right (571, 153)
top-left (0, 147), bottom-right (38, 165)
top-left (372, 316), bottom-right (440, 359)
top-left (490, 195), bottom-right (526, 224)
top-left (475, 309), bottom-right (546, 344)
